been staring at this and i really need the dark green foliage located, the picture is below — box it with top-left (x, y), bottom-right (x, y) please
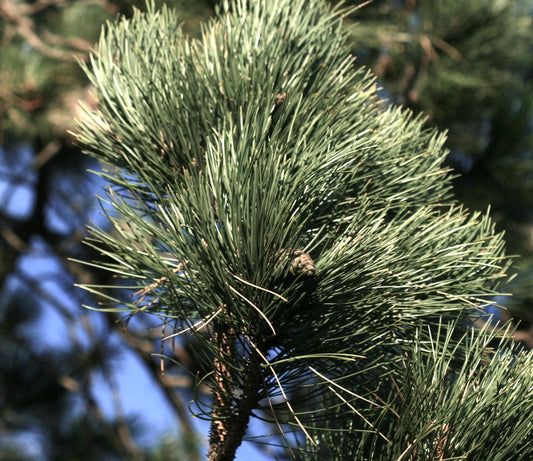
top-left (348, 0), bottom-right (532, 135)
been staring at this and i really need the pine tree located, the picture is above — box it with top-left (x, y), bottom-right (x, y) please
top-left (76, 0), bottom-right (533, 459)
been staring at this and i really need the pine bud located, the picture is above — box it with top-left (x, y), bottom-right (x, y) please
top-left (274, 92), bottom-right (287, 106)
top-left (289, 250), bottom-right (316, 277)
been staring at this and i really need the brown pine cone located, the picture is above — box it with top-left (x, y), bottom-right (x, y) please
top-left (289, 250), bottom-right (316, 277)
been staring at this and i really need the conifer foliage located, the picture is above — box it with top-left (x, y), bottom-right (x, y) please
top-left (77, 1), bottom-right (533, 459)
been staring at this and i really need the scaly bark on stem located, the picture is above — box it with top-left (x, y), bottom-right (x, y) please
top-left (207, 327), bottom-right (263, 461)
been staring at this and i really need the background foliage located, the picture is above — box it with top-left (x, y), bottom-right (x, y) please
top-left (0, 0), bottom-right (532, 460)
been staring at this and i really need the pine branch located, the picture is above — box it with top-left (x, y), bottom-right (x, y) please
top-left (74, 0), bottom-right (530, 458)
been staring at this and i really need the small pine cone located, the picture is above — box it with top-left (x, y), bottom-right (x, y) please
top-left (290, 250), bottom-right (316, 277)
top-left (274, 92), bottom-right (287, 106)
